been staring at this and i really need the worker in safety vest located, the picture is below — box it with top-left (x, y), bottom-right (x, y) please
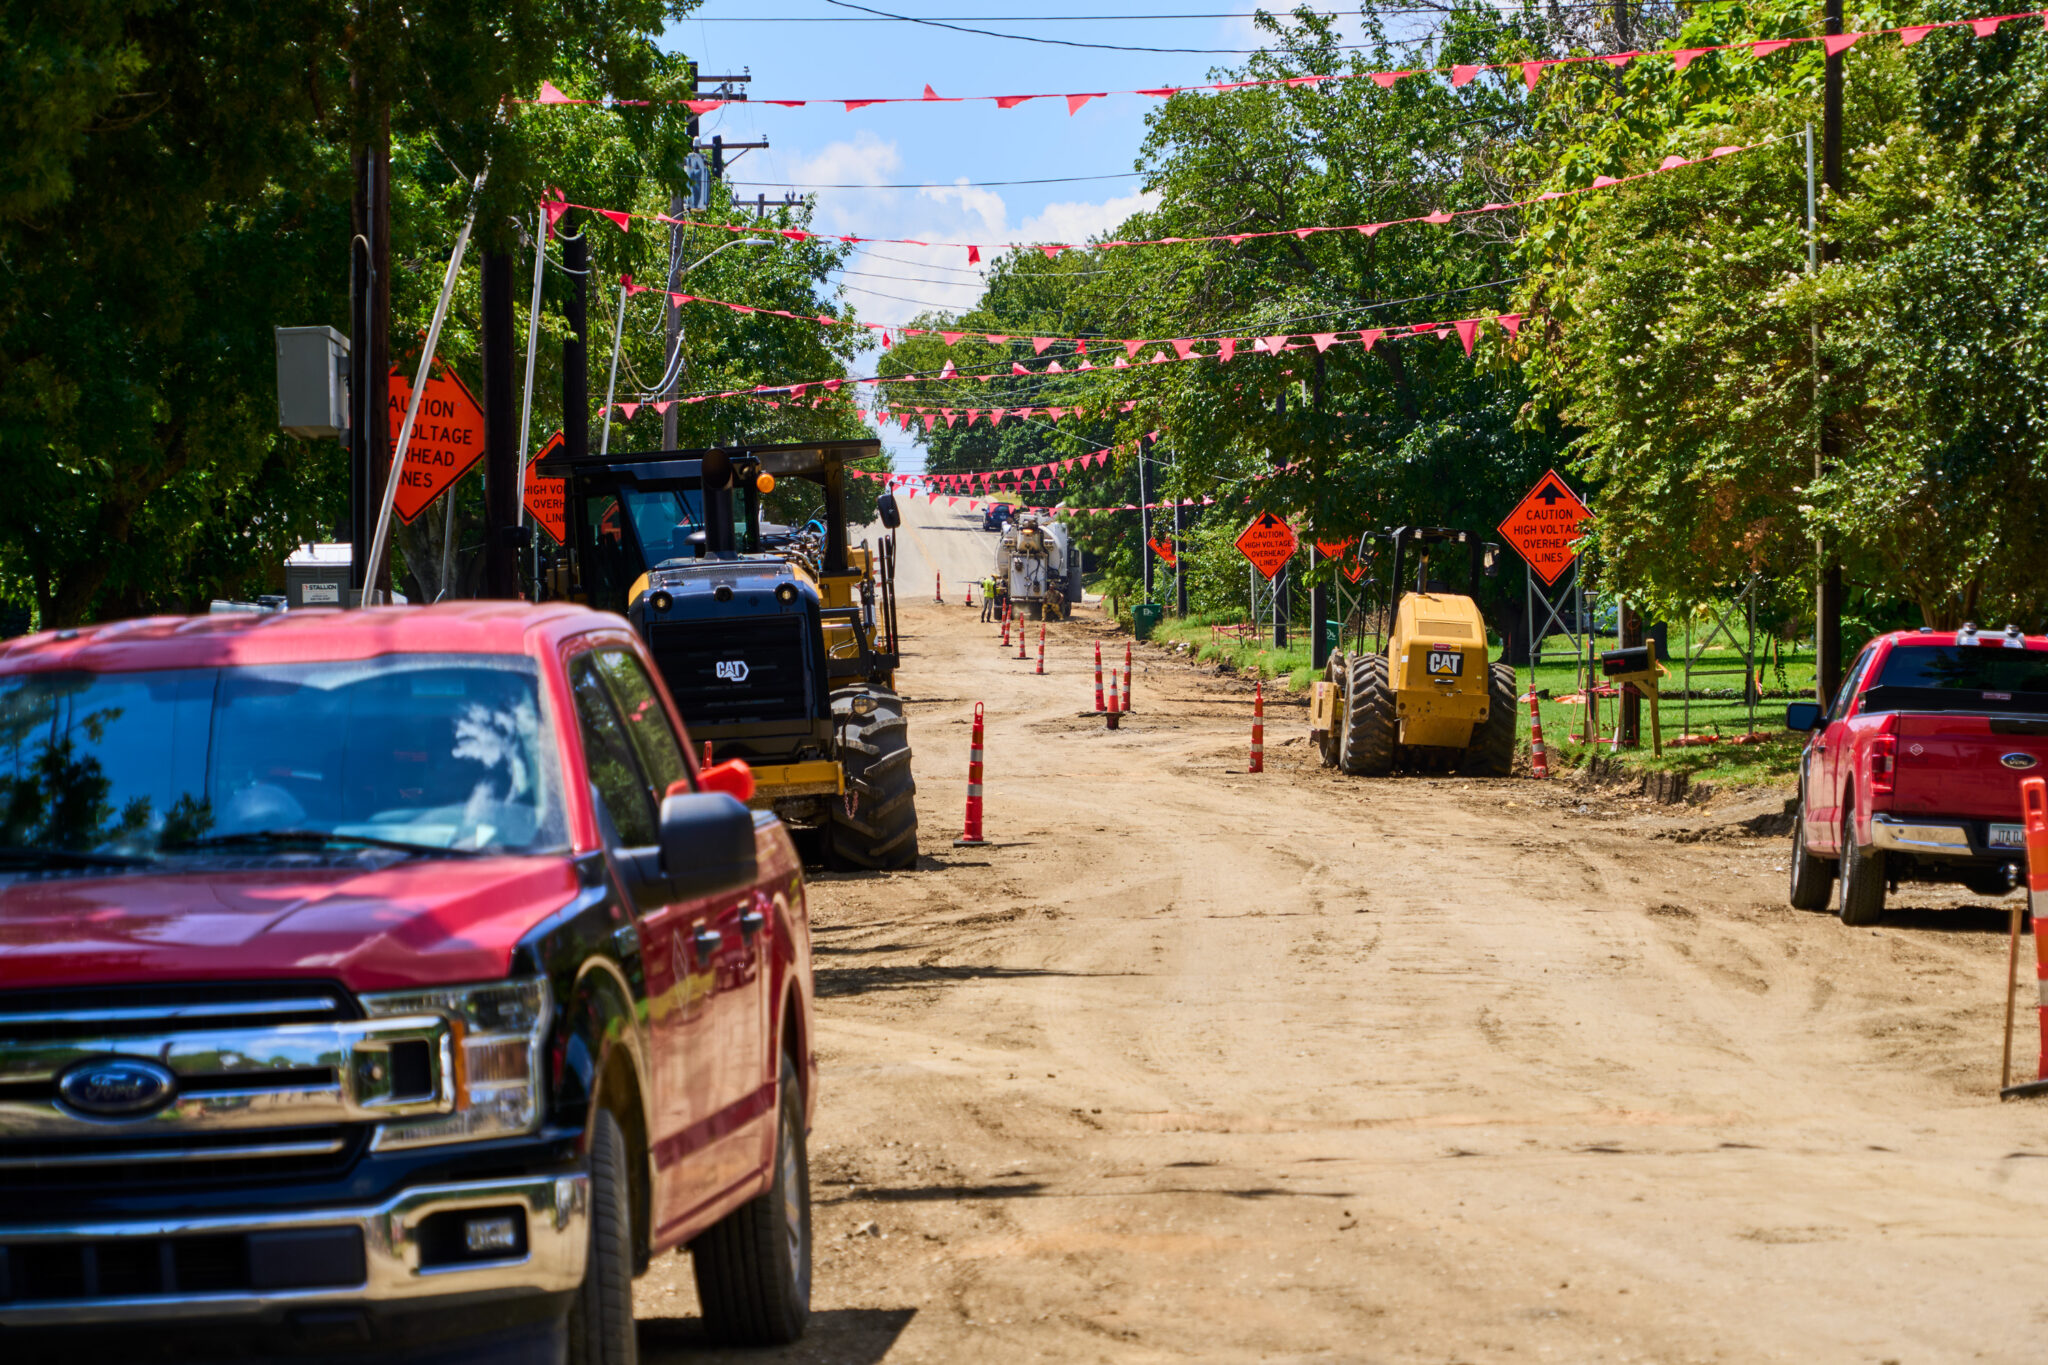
top-left (980, 574), bottom-right (999, 622)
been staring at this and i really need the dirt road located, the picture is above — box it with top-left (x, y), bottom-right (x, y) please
top-left (639, 516), bottom-right (2048, 1363)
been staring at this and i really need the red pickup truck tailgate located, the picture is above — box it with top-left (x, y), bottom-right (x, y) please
top-left (1890, 713), bottom-right (2048, 824)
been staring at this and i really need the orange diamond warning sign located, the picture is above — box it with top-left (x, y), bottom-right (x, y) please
top-left (1234, 512), bottom-right (1298, 581)
top-left (1498, 470), bottom-right (1590, 586)
top-left (525, 431), bottom-right (567, 545)
top-left (388, 367), bottom-right (486, 523)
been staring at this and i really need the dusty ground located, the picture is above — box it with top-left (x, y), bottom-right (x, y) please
top-left (637, 501), bottom-right (2048, 1364)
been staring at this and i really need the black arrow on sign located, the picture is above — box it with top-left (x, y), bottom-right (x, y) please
top-left (1535, 479), bottom-right (1566, 506)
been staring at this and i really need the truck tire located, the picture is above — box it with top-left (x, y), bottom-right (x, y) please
top-left (825, 689), bottom-right (918, 870)
top-left (1461, 662), bottom-right (1518, 776)
top-left (1837, 807), bottom-right (1887, 926)
top-left (567, 1108), bottom-right (638, 1365)
top-left (1316, 653), bottom-right (1345, 768)
top-left (1786, 803), bottom-right (1836, 910)
top-left (691, 1054), bottom-right (812, 1346)
top-left (1339, 653), bottom-right (1396, 777)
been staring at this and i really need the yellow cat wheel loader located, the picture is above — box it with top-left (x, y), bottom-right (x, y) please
top-left (538, 437), bottom-right (919, 868)
top-left (1309, 526), bottom-right (1517, 777)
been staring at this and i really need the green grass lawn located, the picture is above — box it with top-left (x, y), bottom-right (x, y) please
top-left (1144, 612), bottom-right (1809, 785)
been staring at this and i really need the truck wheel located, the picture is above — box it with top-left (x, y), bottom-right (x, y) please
top-left (1786, 803), bottom-right (1836, 910)
top-left (1315, 653), bottom-right (1345, 768)
top-left (691, 1055), bottom-right (812, 1346)
top-left (1339, 654), bottom-right (1396, 777)
top-left (1460, 662), bottom-right (1518, 776)
top-left (825, 689), bottom-right (918, 870)
top-left (1837, 808), bottom-right (1887, 926)
top-left (567, 1108), bottom-right (638, 1365)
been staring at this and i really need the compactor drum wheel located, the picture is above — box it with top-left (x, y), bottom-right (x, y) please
top-left (1461, 661), bottom-right (1519, 776)
top-left (1338, 654), bottom-right (1397, 776)
top-left (824, 688), bottom-right (919, 870)
top-left (1315, 654), bottom-right (1345, 768)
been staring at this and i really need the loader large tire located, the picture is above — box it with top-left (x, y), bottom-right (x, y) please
top-left (1338, 654), bottom-right (1396, 777)
top-left (824, 688), bottom-right (919, 870)
top-left (1461, 661), bottom-right (1519, 776)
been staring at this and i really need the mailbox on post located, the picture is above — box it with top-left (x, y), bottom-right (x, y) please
top-left (1600, 645), bottom-right (1669, 755)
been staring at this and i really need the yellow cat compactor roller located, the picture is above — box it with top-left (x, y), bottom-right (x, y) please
top-left (1310, 526), bottom-right (1517, 777)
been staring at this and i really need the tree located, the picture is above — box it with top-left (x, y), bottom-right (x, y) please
top-left (1516, 0), bottom-right (2048, 629)
top-left (0, 0), bottom-right (876, 623)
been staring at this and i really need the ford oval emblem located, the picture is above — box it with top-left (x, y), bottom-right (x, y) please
top-left (57, 1057), bottom-right (177, 1118)
top-left (2002, 753), bottom-right (2040, 771)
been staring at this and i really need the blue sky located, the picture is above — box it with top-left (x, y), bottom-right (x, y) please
top-left (657, 3), bottom-right (1429, 467)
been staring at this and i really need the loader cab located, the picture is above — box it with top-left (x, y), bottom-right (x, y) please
top-left (537, 439), bottom-right (917, 870)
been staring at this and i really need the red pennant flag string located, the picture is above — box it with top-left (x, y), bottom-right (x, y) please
top-left (515, 12), bottom-right (2042, 116)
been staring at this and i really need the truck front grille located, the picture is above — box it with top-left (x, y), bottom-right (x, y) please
top-left (0, 982), bottom-right (448, 1194)
top-left (649, 615), bottom-right (815, 726)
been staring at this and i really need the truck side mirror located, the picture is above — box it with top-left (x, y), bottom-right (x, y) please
top-left (657, 792), bottom-right (759, 901)
top-left (877, 492), bottom-right (901, 530)
top-left (1482, 543), bottom-right (1501, 578)
top-left (1785, 701), bottom-right (1823, 732)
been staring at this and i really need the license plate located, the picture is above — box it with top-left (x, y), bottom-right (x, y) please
top-left (1990, 824), bottom-right (2025, 849)
top-left (1426, 648), bottom-right (1464, 678)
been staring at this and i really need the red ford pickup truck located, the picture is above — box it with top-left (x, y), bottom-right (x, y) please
top-left (0, 603), bottom-right (815, 1362)
top-left (1788, 625), bottom-right (2048, 924)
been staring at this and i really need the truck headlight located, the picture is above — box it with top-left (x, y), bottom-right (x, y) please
top-left (360, 977), bottom-right (551, 1150)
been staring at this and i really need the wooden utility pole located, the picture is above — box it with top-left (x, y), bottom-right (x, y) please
top-left (348, 80), bottom-right (392, 597)
top-left (482, 250), bottom-right (520, 598)
top-left (1816, 0), bottom-right (1846, 702)
top-left (563, 213), bottom-right (590, 461)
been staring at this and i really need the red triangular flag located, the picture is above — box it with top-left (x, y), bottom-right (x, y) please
top-left (1067, 93), bottom-right (1103, 115)
top-left (1453, 319), bottom-right (1480, 355)
top-left (1033, 337), bottom-right (1055, 354)
top-left (537, 81), bottom-right (574, 105)
top-left (1218, 337), bottom-right (1237, 363)
top-left (1823, 32), bottom-right (1863, 56)
top-left (1672, 47), bottom-right (1710, 70)
top-left (597, 208), bottom-right (631, 232)
top-left (1497, 314), bottom-right (1523, 337)
top-left (1311, 333), bottom-right (1337, 352)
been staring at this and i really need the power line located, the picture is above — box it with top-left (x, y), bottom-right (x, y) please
top-left (732, 172), bottom-right (1143, 189)
top-left (820, 0), bottom-right (1382, 53)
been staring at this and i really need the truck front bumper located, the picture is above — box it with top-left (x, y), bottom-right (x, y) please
top-left (0, 1171), bottom-right (587, 1329)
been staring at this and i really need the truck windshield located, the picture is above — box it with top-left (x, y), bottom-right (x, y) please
top-left (1874, 645), bottom-right (2048, 694)
top-left (0, 655), bottom-right (567, 859)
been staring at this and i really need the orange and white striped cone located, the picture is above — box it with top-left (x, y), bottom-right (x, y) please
top-left (1037, 624), bottom-right (1046, 675)
top-left (1000, 608), bottom-right (1011, 648)
top-left (955, 702), bottom-right (987, 846)
top-left (1524, 689), bottom-right (1549, 780)
top-left (934, 572), bottom-right (944, 605)
top-left (2005, 778), bottom-right (2048, 1096)
top-left (1123, 642), bottom-right (1134, 713)
top-left (965, 583), bottom-right (974, 608)
top-left (1106, 670), bottom-right (1120, 730)
top-left (1250, 680), bottom-right (1265, 773)
top-left (1094, 642), bottom-right (1105, 711)
top-left (1016, 619), bottom-right (1029, 659)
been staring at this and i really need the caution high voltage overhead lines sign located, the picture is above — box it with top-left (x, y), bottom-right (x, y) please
top-left (1497, 470), bottom-right (1591, 586)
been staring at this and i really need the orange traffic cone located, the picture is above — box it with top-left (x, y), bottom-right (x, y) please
top-left (1249, 681), bottom-right (1265, 773)
top-left (955, 703), bottom-right (987, 846)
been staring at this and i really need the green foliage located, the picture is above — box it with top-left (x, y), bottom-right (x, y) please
top-left (1519, 0), bottom-right (2048, 629)
top-left (0, 0), bottom-right (878, 622)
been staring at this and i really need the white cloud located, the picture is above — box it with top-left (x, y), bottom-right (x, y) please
top-left (1018, 189), bottom-right (1160, 247)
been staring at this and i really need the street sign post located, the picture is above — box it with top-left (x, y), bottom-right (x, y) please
top-left (1500, 469), bottom-right (1593, 697)
top-left (1235, 512), bottom-right (1298, 581)
top-left (387, 366), bottom-right (487, 524)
